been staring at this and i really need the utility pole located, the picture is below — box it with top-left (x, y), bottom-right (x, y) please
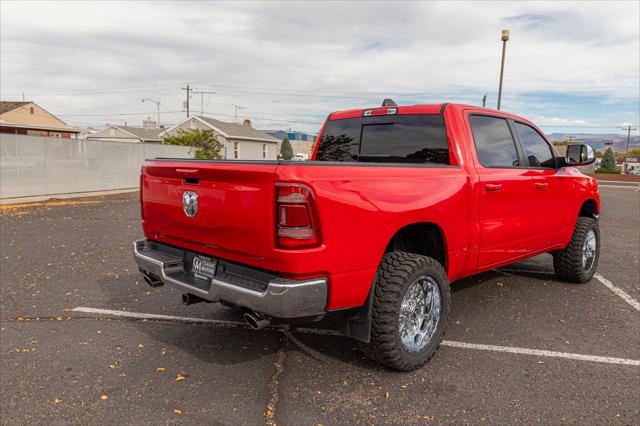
top-left (497, 29), bottom-right (510, 110)
top-left (621, 124), bottom-right (638, 172)
top-left (232, 104), bottom-right (246, 123)
top-left (181, 84), bottom-right (191, 117)
top-left (192, 90), bottom-right (216, 116)
top-left (482, 94), bottom-right (487, 107)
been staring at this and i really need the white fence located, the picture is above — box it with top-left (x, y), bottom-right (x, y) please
top-left (0, 134), bottom-right (193, 199)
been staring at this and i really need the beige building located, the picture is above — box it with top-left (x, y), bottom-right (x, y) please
top-left (0, 101), bottom-right (79, 138)
top-left (86, 122), bottom-right (164, 143)
top-left (162, 116), bottom-right (279, 160)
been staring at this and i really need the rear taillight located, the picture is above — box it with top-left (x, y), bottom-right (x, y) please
top-left (276, 182), bottom-right (321, 249)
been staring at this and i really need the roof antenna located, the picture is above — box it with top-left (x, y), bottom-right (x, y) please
top-left (381, 98), bottom-right (397, 107)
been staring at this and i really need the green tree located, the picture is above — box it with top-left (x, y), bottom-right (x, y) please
top-left (280, 136), bottom-right (293, 160)
top-left (594, 150), bottom-right (603, 159)
top-left (163, 129), bottom-right (223, 160)
top-left (597, 147), bottom-right (618, 173)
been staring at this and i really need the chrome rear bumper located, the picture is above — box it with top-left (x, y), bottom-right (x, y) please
top-left (133, 239), bottom-right (327, 318)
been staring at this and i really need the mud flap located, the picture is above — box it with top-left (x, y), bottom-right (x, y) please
top-left (339, 276), bottom-right (376, 343)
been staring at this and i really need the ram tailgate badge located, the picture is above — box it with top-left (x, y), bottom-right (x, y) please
top-left (183, 191), bottom-right (198, 217)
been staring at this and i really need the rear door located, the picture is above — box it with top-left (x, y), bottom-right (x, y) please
top-left (468, 114), bottom-right (532, 268)
top-left (512, 122), bottom-right (573, 251)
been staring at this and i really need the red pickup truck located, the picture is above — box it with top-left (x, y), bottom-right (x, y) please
top-left (134, 102), bottom-right (599, 371)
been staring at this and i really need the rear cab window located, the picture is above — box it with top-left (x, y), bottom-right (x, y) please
top-left (316, 114), bottom-right (450, 165)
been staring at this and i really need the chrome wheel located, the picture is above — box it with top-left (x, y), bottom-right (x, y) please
top-left (399, 275), bottom-right (441, 353)
top-left (582, 229), bottom-right (597, 272)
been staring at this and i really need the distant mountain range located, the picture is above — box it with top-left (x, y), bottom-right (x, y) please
top-left (547, 133), bottom-right (639, 152)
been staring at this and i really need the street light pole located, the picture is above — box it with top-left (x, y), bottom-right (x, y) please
top-left (497, 29), bottom-right (510, 110)
top-left (141, 98), bottom-right (161, 125)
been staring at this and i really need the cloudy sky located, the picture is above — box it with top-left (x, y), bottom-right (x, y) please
top-left (1, 1), bottom-right (638, 135)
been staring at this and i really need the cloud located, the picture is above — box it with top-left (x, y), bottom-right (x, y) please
top-left (1, 1), bottom-right (638, 134)
top-left (531, 116), bottom-right (589, 126)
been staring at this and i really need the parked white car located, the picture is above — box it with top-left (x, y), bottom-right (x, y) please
top-left (292, 153), bottom-right (309, 161)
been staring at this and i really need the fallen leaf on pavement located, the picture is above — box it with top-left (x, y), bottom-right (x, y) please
top-left (175, 375), bottom-right (185, 381)
top-left (156, 367), bottom-right (166, 372)
top-left (100, 395), bottom-right (108, 400)
top-left (173, 408), bottom-right (183, 415)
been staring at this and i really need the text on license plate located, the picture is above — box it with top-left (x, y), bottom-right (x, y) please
top-left (192, 255), bottom-right (218, 280)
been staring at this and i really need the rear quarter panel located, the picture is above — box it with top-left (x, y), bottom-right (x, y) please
top-left (275, 163), bottom-right (469, 309)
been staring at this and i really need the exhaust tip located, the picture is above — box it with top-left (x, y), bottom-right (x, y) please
top-left (243, 312), bottom-right (270, 330)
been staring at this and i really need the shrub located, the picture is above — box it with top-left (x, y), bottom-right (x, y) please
top-left (163, 129), bottom-right (223, 160)
top-left (280, 136), bottom-right (293, 160)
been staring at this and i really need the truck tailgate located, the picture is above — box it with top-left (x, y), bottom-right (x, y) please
top-left (141, 160), bottom-right (279, 269)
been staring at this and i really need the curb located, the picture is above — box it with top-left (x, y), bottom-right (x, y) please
top-left (0, 188), bottom-right (139, 205)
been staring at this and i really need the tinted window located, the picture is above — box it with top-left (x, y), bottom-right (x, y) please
top-left (315, 119), bottom-right (361, 161)
top-left (316, 114), bottom-right (449, 164)
top-left (515, 122), bottom-right (555, 168)
top-left (469, 115), bottom-right (520, 167)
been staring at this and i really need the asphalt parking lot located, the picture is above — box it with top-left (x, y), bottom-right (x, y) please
top-left (1, 186), bottom-right (639, 425)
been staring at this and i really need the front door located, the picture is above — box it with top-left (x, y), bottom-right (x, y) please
top-left (512, 121), bottom-right (573, 251)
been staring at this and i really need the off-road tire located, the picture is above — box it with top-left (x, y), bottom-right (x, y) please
top-left (359, 251), bottom-right (450, 371)
top-left (553, 217), bottom-right (600, 283)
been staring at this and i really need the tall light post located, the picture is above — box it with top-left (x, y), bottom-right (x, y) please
top-left (497, 29), bottom-right (510, 110)
top-left (141, 98), bottom-right (161, 125)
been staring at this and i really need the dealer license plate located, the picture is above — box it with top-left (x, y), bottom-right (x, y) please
top-left (191, 255), bottom-right (218, 281)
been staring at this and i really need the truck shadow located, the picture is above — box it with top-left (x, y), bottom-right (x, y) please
top-left (92, 255), bottom-right (568, 369)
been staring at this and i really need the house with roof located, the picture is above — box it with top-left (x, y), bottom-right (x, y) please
top-left (86, 121), bottom-right (164, 143)
top-left (162, 116), bottom-right (279, 160)
top-left (0, 101), bottom-right (79, 138)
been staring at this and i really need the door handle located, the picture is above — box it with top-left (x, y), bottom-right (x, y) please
top-left (485, 183), bottom-right (503, 192)
top-left (534, 182), bottom-right (549, 190)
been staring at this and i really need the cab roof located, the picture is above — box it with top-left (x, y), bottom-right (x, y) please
top-left (328, 103), bottom-right (528, 123)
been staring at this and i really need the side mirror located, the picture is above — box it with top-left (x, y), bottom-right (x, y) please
top-left (562, 144), bottom-right (595, 167)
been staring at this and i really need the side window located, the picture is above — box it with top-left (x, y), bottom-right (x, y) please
top-left (469, 115), bottom-right (520, 168)
top-left (514, 122), bottom-right (555, 168)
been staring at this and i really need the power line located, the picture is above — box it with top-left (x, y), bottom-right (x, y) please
top-left (192, 89), bottom-right (216, 116)
top-left (231, 104), bottom-right (246, 123)
top-left (56, 110), bottom-right (184, 117)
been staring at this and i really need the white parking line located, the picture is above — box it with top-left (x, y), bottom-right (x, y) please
top-left (441, 341), bottom-right (640, 366)
top-left (593, 273), bottom-right (640, 312)
top-left (497, 269), bottom-right (640, 312)
top-left (72, 306), bottom-right (640, 367)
